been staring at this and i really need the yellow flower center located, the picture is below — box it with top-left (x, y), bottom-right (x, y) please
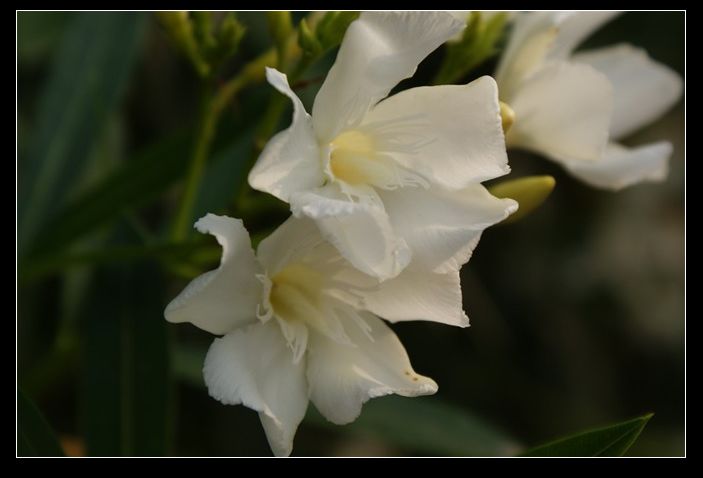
top-left (269, 263), bottom-right (324, 324)
top-left (328, 130), bottom-right (380, 185)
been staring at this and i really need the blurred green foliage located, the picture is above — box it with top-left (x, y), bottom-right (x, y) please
top-left (17, 12), bottom-right (684, 456)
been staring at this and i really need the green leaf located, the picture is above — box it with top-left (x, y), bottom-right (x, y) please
top-left (80, 226), bottom-right (172, 456)
top-left (18, 12), bottom-right (147, 258)
top-left (17, 12), bottom-right (71, 65)
top-left (521, 414), bottom-right (654, 457)
top-left (315, 11), bottom-right (359, 51)
top-left (433, 12), bottom-right (508, 85)
top-left (17, 389), bottom-right (65, 456)
top-left (306, 396), bottom-right (520, 456)
top-left (28, 132), bottom-right (191, 259)
top-left (191, 128), bottom-right (255, 224)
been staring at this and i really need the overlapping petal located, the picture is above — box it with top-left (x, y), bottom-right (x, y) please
top-left (290, 184), bottom-right (411, 280)
top-left (379, 184), bottom-right (517, 273)
top-left (506, 61), bottom-right (613, 164)
top-left (573, 44), bottom-right (683, 139)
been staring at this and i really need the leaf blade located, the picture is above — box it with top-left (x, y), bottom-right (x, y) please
top-left (18, 12), bottom-right (147, 257)
top-left (521, 413), bottom-right (653, 457)
top-left (17, 389), bottom-right (65, 457)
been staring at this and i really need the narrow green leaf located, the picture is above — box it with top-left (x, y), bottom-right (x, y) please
top-left (18, 12), bottom-right (147, 257)
top-left (28, 132), bottom-right (191, 259)
top-left (191, 128), bottom-right (255, 222)
top-left (521, 414), bottom-right (654, 457)
top-left (17, 12), bottom-right (71, 65)
top-left (17, 389), bottom-right (65, 457)
top-left (80, 226), bottom-right (172, 456)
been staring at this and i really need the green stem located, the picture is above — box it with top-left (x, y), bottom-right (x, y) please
top-left (171, 84), bottom-right (217, 241)
top-left (170, 49), bottom-right (276, 242)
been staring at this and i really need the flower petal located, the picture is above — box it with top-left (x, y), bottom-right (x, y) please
top-left (312, 11), bottom-right (465, 142)
top-left (495, 11), bottom-right (563, 98)
top-left (506, 61), bottom-right (613, 163)
top-left (164, 214), bottom-right (261, 335)
top-left (203, 321), bottom-right (308, 457)
top-left (290, 184), bottom-right (411, 281)
top-left (363, 76), bottom-right (509, 189)
top-left (496, 11), bottom-right (619, 99)
top-left (563, 141), bottom-right (671, 191)
top-left (547, 11), bottom-right (620, 61)
top-left (256, 215), bottom-right (326, 275)
top-left (380, 184), bottom-right (517, 273)
top-left (363, 266), bottom-right (469, 327)
top-left (573, 44), bottom-right (683, 140)
top-left (307, 312), bottom-right (437, 425)
top-left (248, 68), bottom-right (323, 202)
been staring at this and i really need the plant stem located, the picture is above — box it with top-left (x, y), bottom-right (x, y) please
top-left (170, 49), bottom-right (276, 242)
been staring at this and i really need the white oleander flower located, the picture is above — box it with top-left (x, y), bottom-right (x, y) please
top-left (164, 213), bottom-right (512, 456)
top-left (249, 11), bottom-right (514, 280)
top-left (496, 11), bottom-right (683, 190)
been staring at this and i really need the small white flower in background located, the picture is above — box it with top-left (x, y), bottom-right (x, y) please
top-left (496, 11), bottom-right (683, 190)
top-left (249, 11), bottom-right (515, 281)
top-left (165, 213), bottom-right (512, 456)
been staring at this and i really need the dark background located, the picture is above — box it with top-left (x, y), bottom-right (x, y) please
top-left (17, 11), bottom-right (685, 456)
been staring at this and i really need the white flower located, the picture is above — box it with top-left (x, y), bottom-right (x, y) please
top-left (166, 213), bottom-right (501, 456)
top-left (496, 11), bottom-right (683, 190)
top-left (249, 11), bottom-right (515, 280)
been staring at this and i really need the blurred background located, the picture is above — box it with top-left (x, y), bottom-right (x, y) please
top-left (17, 11), bottom-right (684, 456)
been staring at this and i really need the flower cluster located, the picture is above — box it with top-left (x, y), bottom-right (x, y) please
top-left (164, 11), bottom-right (681, 456)
top-left (497, 11), bottom-right (682, 190)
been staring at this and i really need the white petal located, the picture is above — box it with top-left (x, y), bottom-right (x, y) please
top-left (203, 321), bottom-right (308, 457)
top-left (548, 11), bottom-right (620, 61)
top-left (573, 44), bottom-right (683, 139)
top-left (307, 312), bottom-right (437, 425)
top-left (312, 11), bottom-right (465, 142)
top-left (362, 76), bottom-right (510, 189)
top-left (256, 215), bottom-right (325, 275)
top-left (363, 266), bottom-right (469, 327)
top-left (496, 11), bottom-right (619, 98)
top-left (495, 11), bottom-right (563, 97)
top-left (248, 68), bottom-right (323, 202)
top-left (164, 214), bottom-right (261, 335)
top-left (380, 184), bottom-right (517, 273)
top-left (563, 141), bottom-right (671, 191)
top-left (506, 61), bottom-right (613, 163)
top-left (290, 184), bottom-right (411, 281)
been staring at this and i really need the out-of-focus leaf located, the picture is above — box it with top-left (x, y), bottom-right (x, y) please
top-left (18, 12), bottom-right (147, 257)
top-left (29, 122), bottom-right (254, 260)
top-left (17, 389), bottom-right (65, 457)
top-left (433, 12), bottom-right (508, 85)
top-left (521, 414), bottom-right (653, 457)
top-left (29, 133), bottom-right (191, 258)
top-left (17, 12), bottom-right (71, 65)
top-left (306, 396), bottom-right (520, 456)
top-left (20, 241), bottom-right (210, 284)
top-left (80, 226), bottom-right (171, 456)
top-left (191, 128), bottom-right (255, 223)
